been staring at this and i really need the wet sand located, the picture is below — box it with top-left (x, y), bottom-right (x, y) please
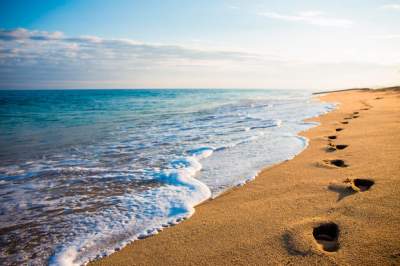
top-left (91, 88), bottom-right (400, 265)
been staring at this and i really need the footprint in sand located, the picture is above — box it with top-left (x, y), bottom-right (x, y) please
top-left (344, 117), bottom-right (352, 120)
top-left (341, 121), bottom-right (349, 124)
top-left (353, 111), bottom-right (359, 115)
top-left (313, 222), bottom-right (340, 252)
top-left (282, 219), bottom-right (340, 255)
top-left (345, 178), bottom-right (374, 192)
top-left (361, 108), bottom-right (370, 111)
top-left (327, 135), bottom-right (337, 140)
top-left (318, 159), bottom-right (348, 168)
top-left (335, 128), bottom-right (344, 132)
top-left (328, 177), bottom-right (373, 201)
top-left (329, 159), bottom-right (348, 167)
top-left (352, 115), bottom-right (359, 118)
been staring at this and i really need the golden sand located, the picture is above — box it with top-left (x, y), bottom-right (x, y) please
top-left (92, 88), bottom-right (400, 265)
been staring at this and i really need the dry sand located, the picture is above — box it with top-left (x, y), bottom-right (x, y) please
top-left (91, 88), bottom-right (400, 265)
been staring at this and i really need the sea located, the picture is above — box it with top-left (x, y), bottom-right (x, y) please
top-left (0, 89), bottom-right (335, 265)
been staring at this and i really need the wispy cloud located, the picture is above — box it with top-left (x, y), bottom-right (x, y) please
top-left (0, 28), bottom-right (270, 88)
top-left (258, 11), bottom-right (353, 27)
top-left (0, 28), bottom-right (258, 62)
top-left (380, 4), bottom-right (400, 10)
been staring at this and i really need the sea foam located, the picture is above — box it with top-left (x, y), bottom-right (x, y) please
top-left (49, 153), bottom-right (212, 265)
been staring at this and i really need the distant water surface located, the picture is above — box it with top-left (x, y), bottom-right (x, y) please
top-left (0, 89), bottom-right (334, 265)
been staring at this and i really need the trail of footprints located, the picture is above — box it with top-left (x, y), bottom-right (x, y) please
top-left (283, 105), bottom-right (375, 255)
top-left (316, 108), bottom-right (375, 251)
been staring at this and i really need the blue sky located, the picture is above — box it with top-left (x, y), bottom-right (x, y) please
top-left (0, 0), bottom-right (399, 89)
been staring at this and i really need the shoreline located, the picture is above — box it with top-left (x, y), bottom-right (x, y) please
top-left (91, 87), bottom-right (400, 265)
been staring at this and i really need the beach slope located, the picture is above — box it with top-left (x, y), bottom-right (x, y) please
top-left (92, 88), bottom-right (400, 265)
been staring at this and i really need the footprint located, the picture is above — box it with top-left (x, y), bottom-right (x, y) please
top-left (361, 108), bottom-right (369, 111)
top-left (313, 222), bottom-right (340, 252)
top-left (335, 128), bottom-right (344, 132)
top-left (345, 178), bottom-right (374, 192)
top-left (327, 135), bottom-right (337, 140)
top-left (352, 115), bottom-right (359, 118)
top-left (353, 111), bottom-right (359, 115)
top-left (281, 218), bottom-right (331, 256)
top-left (344, 117), bottom-right (352, 120)
top-left (341, 121), bottom-right (349, 124)
top-left (329, 159), bottom-right (348, 167)
top-left (335, 144), bottom-right (348, 150)
top-left (320, 159), bottom-right (348, 168)
top-left (375, 97), bottom-right (383, 100)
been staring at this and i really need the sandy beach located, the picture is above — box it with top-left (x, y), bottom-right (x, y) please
top-left (91, 88), bottom-right (400, 265)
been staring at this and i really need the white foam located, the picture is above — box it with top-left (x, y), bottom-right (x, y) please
top-left (49, 154), bottom-right (211, 266)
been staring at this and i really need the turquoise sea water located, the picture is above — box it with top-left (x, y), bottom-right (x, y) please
top-left (0, 89), bottom-right (334, 265)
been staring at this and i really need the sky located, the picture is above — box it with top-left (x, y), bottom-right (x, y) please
top-left (0, 0), bottom-right (399, 89)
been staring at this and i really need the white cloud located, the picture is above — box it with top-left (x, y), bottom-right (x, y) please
top-left (0, 28), bottom-right (269, 88)
top-left (0, 28), bottom-right (398, 89)
top-left (258, 11), bottom-right (353, 27)
top-left (0, 28), bottom-right (261, 64)
top-left (381, 4), bottom-right (400, 10)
